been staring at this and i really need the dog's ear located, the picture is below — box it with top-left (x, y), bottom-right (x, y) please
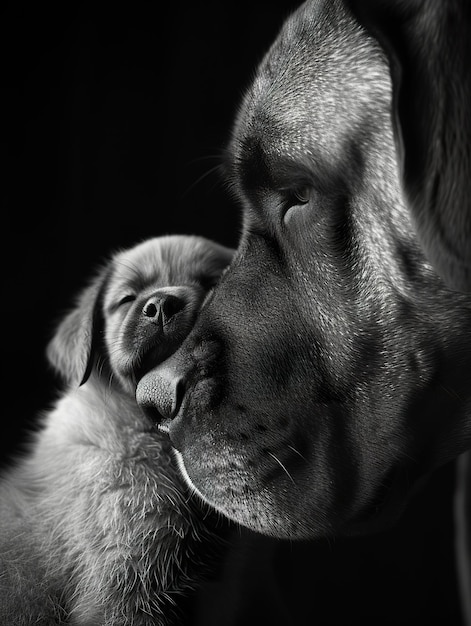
top-left (47, 266), bottom-right (109, 388)
top-left (346, 0), bottom-right (471, 291)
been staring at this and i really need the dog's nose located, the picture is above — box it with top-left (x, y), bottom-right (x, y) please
top-left (142, 293), bottom-right (185, 325)
top-left (136, 340), bottom-right (217, 446)
top-left (137, 362), bottom-right (184, 419)
top-left (136, 357), bottom-right (188, 439)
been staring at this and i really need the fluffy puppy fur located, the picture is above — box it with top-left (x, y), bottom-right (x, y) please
top-left (0, 235), bottom-right (233, 626)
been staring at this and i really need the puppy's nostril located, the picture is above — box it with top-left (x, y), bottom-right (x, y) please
top-left (162, 295), bottom-right (185, 321)
top-left (143, 302), bottom-right (158, 318)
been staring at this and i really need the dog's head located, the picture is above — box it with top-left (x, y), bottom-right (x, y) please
top-left (137, 0), bottom-right (471, 538)
top-left (47, 235), bottom-right (233, 395)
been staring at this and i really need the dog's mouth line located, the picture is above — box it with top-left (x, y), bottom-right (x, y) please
top-left (131, 342), bottom-right (180, 384)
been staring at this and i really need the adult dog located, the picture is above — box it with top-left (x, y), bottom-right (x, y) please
top-left (0, 236), bottom-right (233, 625)
top-left (137, 0), bottom-right (471, 617)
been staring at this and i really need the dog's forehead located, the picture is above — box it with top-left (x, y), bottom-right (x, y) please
top-left (230, 0), bottom-right (389, 181)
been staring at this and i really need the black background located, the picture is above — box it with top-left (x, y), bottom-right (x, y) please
top-left (1, 2), bottom-right (463, 624)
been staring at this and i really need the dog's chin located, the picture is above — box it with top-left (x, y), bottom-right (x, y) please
top-left (168, 445), bottom-right (410, 540)
top-left (171, 449), bottom-right (315, 540)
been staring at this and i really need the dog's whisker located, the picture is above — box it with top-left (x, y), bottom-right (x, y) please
top-left (267, 452), bottom-right (296, 485)
top-left (180, 163), bottom-right (225, 199)
top-left (185, 152), bottom-right (225, 166)
top-left (438, 383), bottom-right (462, 402)
top-left (287, 444), bottom-right (307, 463)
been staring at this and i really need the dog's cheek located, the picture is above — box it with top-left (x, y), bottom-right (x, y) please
top-left (172, 242), bottom-right (436, 536)
top-left (171, 286), bottom-right (342, 533)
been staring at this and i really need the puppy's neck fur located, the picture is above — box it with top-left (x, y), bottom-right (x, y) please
top-left (1, 379), bottom-right (209, 625)
top-left (42, 377), bottom-right (152, 456)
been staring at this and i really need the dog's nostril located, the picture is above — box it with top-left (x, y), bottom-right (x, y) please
top-left (174, 379), bottom-right (185, 418)
top-left (141, 404), bottom-right (163, 427)
top-left (143, 302), bottom-right (158, 318)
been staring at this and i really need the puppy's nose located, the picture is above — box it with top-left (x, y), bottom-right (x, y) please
top-left (142, 293), bottom-right (185, 325)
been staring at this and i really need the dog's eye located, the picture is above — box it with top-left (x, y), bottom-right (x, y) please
top-left (283, 185), bottom-right (315, 227)
top-left (291, 186), bottom-right (311, 205)
top-left (117, 295), bottom-right (136, 307)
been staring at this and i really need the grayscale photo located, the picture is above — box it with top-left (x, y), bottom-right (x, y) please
top-left (2, 1), bottom-right (470, 624)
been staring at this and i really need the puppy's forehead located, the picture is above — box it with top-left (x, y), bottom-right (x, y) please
top-left (230, 0), bottom-right (389, 184)
top-left (109, 236), bottom-right (217, 291)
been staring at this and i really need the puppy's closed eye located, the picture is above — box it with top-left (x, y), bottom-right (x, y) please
top-left (117, 294), bottom-right (136, 307)
top-left (196, 273), bottom-right (223, 291)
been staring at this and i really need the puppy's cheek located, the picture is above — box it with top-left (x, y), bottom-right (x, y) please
top-left (103, 321), bottom-right (136, 388)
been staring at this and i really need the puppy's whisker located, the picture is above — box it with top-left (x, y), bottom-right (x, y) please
top-left (95, 357), bottom-right (107, 380)
top-left (267, 452), bottom-right (296, 485)
top-left (106, 372), bottom-right (116, 395)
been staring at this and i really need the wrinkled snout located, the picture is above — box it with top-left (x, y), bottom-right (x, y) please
top-left (136, 352), bottom-right (190, 437)
top-left (135, 333), bottom-right (222, 447)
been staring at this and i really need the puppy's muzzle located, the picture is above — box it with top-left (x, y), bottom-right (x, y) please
top-left (129, 286), bottom-right (205, 385)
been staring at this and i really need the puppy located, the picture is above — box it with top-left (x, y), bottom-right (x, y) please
top-left (0, 235), bottom-right (233, 626)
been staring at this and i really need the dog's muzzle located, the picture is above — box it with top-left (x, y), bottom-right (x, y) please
top-left (136, 354), bottom-right (189, 440)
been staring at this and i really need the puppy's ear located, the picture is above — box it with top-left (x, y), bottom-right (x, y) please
top-left (346, 0), bottom-right (471, 291)
top-left (210, 243), bottom-right (235, 273)
top-left (201, 242), bottom-right (235, 287)
top-left (47, 266), bottom-right (109, 388)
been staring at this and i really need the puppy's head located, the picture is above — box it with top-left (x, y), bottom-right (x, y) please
top-left (47, 235), bottom-right (233, 394)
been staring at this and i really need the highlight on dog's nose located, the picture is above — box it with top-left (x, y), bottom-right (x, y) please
top-left (142, 292), bottom-right (186, 326)
top-left (136, 361), bottom-right (185, 427)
